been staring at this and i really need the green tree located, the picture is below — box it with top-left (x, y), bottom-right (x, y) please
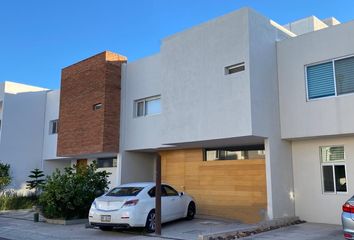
top-left (26, 168), bottom-right (45, 196)
top-left (39, 162), bottom-right (110, 219)
top-left (0, 163), bottom-right (11, 192)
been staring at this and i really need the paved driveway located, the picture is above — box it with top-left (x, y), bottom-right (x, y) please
top-left (0, 210), bottom-right (250, 240)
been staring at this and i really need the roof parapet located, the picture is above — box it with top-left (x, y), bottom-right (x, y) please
top-left (283, 16), bottom-right (331, 36)
top-left (322, 17), bottom-right (341, 26)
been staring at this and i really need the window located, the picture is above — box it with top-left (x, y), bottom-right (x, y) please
top-left (134, 95), bottom-right (161, 117)
top-left (320, 146), bottom-right (347, 193)
top-left (148, 186), bottom-right (167, 197)
top-left (306, 56), bottom-right (354, 100)
top-left (163, 185), bottom-right (179, 196)
top-left (49, 119), bottom-right (59, 134)
top-left (225, 62), bottom-right (245, 75)
top-left (93, 103), bottom-right (103, 111)
top-left (97, 158), bottom-right (117, 168)
top-left (204, 146), bottom-right (265, 161)
top-left (106, 187), bottom-right (143, 197)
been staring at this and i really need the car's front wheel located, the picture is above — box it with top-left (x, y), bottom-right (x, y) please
top-left (99, 226), bottom-right (113, 231)
top-left (186, 201), bottom-right (196, 220)
top-left (145, 210), bottom-right (156, 233)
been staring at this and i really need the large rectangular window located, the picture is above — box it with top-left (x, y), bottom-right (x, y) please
top-left (320, 146), bottom-right (347, 193)
top-left (134, 95), bottom-right (161, 117)
top-left (97, 157), bottom-right (117, 168)
top-left (306, 56), bottom-right (354, 100)
top-left (204, 146), bottom-right (265, 161)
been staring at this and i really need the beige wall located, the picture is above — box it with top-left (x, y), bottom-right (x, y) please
top-left (160, 149), bottom-right (267, 223)
top-left (292, 136), bottom-right (354, 224)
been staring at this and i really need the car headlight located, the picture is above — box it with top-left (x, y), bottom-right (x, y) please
top-left (91, 200), bottom-right (97, 209)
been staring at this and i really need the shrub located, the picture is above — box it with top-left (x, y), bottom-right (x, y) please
top-left (0, 191), bottom-right (38, 210)
top-left (39, 162), bottom-right (110, 220)
top-left (0, 163), bottom-right (11, 192)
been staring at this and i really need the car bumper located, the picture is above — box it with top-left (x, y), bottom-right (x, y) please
top-left (342, 212), bottom-right (354, 239)
top-left (89, 207), bottom-right (146, 228)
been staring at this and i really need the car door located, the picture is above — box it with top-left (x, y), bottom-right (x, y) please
top-left (148, 186), bottom-right (170, 222)
top-left (163, 185), bottom-right (185, 220)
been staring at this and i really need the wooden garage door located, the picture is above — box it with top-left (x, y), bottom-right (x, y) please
top-left (160, 149), bottom-right (267, 223)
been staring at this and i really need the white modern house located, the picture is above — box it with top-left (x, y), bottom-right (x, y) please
top-left (0, 82), bottom-right (48, 192)
top-left (0, 7), bottom-right (353, 225)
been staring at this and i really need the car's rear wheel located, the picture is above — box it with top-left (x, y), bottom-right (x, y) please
top-left (99, 226), bottom-right (113, 231)
top-left (186, 201), bottom-right (196, 220)
top-left (145, 210), bottom-right (156, 233)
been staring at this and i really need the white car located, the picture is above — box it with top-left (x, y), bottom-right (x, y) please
top-left (89, 182), bottom-right (196, 232)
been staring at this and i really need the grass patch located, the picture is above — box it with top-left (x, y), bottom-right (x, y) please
top-left (0, 192), bottom-right (38, 211)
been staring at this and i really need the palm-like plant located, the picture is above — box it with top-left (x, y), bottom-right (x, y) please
top-left (26, 168), bottom-right (45, 196)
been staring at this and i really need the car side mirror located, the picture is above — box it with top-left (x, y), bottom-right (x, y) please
top-left (179, 192), bottom-right (184, 196)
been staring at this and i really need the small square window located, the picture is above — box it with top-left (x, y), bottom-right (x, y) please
top-left (49, 119), bottom-right (59, 134)
top-left (93, 103), bottom-right (103, 111)
top-left (225, 62), bottom-right (245, 75)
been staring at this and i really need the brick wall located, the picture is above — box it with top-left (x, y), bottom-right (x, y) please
top-left (57, 51), bottom-right (126, 157)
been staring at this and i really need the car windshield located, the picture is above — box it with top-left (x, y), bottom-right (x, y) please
top-left (106, 187), bottom-right (143, 197)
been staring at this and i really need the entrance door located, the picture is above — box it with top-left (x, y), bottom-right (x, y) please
top-left (76, 159), bottom-right (87, 170)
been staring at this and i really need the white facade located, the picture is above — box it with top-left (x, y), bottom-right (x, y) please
top-left (1, 7), bottom-right (354, 225)
top-left (278, 14), bottom-right (354, 224)
top-left (292, 137), bottom-right (353, 224)
top-left (0, 82), bottom-right (119, 191)
top-left (0, 82), bottom-right (48, 191)
top-left (120, 8), bottom-right (296, 221)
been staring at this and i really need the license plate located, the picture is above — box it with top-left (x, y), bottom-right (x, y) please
top-left (101, 215), bottom-right (111, 222)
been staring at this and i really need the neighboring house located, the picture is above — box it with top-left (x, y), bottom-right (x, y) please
top-left (0, 82), bottom-right (48, 192)
top-left (0, 7), bottom-right (353, 225)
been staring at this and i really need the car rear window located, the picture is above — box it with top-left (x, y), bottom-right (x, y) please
top-left (106, 187), bottom-right (143, 197)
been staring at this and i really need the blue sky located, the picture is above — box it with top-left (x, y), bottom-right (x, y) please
top-left (1, 0), bottom-right (353, 89)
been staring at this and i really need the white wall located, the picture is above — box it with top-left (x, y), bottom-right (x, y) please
top-left (0, 86), bottom-right (47, 190)
top-left (42, 90), bottom-right (61, 160)
top-left (4, 81), bottom-right (48, 94)
top-left (120, 8), bottom-right (298, 221)
top-left (120, 151), bottom-right (155, 184)
top-left (278, 20), bottom-right (354, 139)
top-left (292, 136), bottom-right (354, 224)
top-left (248, 10), bottom-right (295, 219)
top-left (0, 82), bottom-right (4, 101)
top-left (121, 8), bottom-right (256, 151)
top-left (43, 159), bottom-right (71, 176)
top-left (70, 157), bottom-right (120, 188)
top-left (121, 55), bottom-right (163, 151)
top-left (283, 16), bottom-right (328, 36)
top-left (160, 8), bottom-right (252, 145)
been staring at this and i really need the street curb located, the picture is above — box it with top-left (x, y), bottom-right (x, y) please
top-left (45, 218), bottom-right (88, 225)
